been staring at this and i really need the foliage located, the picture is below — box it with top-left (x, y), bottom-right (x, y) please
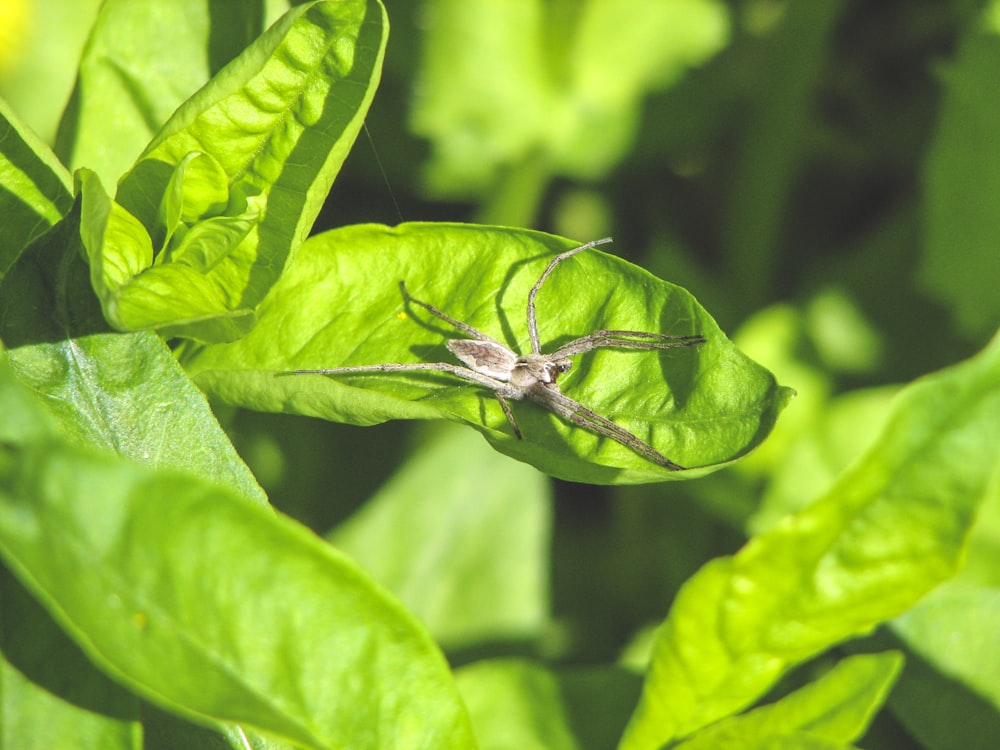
top-left (182, 222), bottom-right (788, 483)
top-left (1, 1), bottom-right (999, 749)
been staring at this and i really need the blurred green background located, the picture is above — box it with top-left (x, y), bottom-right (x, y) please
top-left (3, 0), bottom-right (998, 743)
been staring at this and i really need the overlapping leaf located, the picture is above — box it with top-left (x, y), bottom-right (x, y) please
top-left (78, 0), bottom-right (387, 343)
top-left (0, 355), bottom-right (477, 750)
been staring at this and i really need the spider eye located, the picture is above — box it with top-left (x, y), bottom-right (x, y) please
top-left (539, 360), bottom-right (571, 383)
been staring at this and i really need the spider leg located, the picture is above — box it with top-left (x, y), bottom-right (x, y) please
top-left (284, 363), bottom-right (528, 439)
top-left (550, 330), bottom-right (706, 359)
top-left (283, 362), bottom-right (509, 392)
top-left (528, 385), bottom-right (685, 470)
top-left (399, 281), bottom-right (504, 345)
top-left (495, 393), bottom-right (523, 439)
top-left (527, 238), bottom-right (614, 354)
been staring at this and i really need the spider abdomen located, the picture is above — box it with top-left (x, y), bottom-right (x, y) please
top-left (447, 339), bottom-right (517, 381)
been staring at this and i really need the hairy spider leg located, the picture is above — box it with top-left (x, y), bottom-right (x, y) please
top-left (494, 393), bottom-right (521, 438)
top-left (398, 280), bottom-right (503, 346)
top-left (287, 361), bottom-right (507, 391)
top-left (551, 330), bottom-right (706, 359)
top-left (526, 237), bottom-right (614, 354)
top-left (527, 384), bottom-right (685, 470)
top-left (292, 283), bottom-right (535, 438)
top-left (288, 360), bottom-right (530, 438)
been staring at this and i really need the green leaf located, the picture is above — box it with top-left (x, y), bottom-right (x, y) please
top-left (893, 586), bottom-right (1000, 711)
top-left (412, 0), bottom-right (729, 197)
top-left (1, 566), bottom-right (142, 750)
top-left (184, 222), bottom-right (792, 484)
top-left (54, 0), bottom-right (265, 187)
top-left (164, 192), bottom-right (265, 275)
top-left (457, 660), bottom-right (577, 750)
top-left (748, 385), bottom-right (899, 534)
top-left (920, 32), bottom-right (1000, 339)
top-left (455, 659), bottom-right (641, 750)
top-left (329, 423), bottom-right (551, 649)
top-left (10, 333), bottom-right (268, 506)
top-left (620, 332), bottom-right (1000, 749)
top-left (680, 735), bottom-right (850, 750)
top-left (141, 704), bottom-right (297, 750)
top-left (0, 359), bottom-right (477, 750)
top-left (78, 0), bottom-right (387, 343)
top-left (0, 97), bottom-right (74, 279)
top-left (0, 192), bottom-right (266, 504)
top-left (880, 442), bottom-right (1000, 741)
top-left (78, 168), bottom-right (155, 306)
top-left (673, 652), bottom-right (903, 749)
top-left (158, 150), bottom-right (232, 249)
top-left (871, 590), bottom-right (1000, 750)
top-left (77, 167), bottom-right (261, 343)
top-left (728, 304), bottom-right (835, 477)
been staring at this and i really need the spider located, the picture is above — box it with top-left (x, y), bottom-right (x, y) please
top-left (285, 238), bottom-right (705, 469)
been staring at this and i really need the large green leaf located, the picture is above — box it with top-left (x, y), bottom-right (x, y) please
top-left (878, 469), bottom-right (1000, 747)
top-left (1, 566), bottom-right (142, 750)
top-left (0, 357), bottom-right (477, 749)
top-left (0, 203), bottom-right (266, 504)
top-left (1, 154), bottom-right (275, 744)
top-left (78, 0), bottom-right (388, 343)
top-left (184, 222), bottom-right (792, 484)
top-left (620, 332), bottom-right (1000, 749)
top-left (54, 0), bottom-right (265, 187)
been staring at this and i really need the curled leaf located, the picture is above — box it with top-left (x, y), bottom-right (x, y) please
top-left (77, 0), bottom-right (388, 343)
